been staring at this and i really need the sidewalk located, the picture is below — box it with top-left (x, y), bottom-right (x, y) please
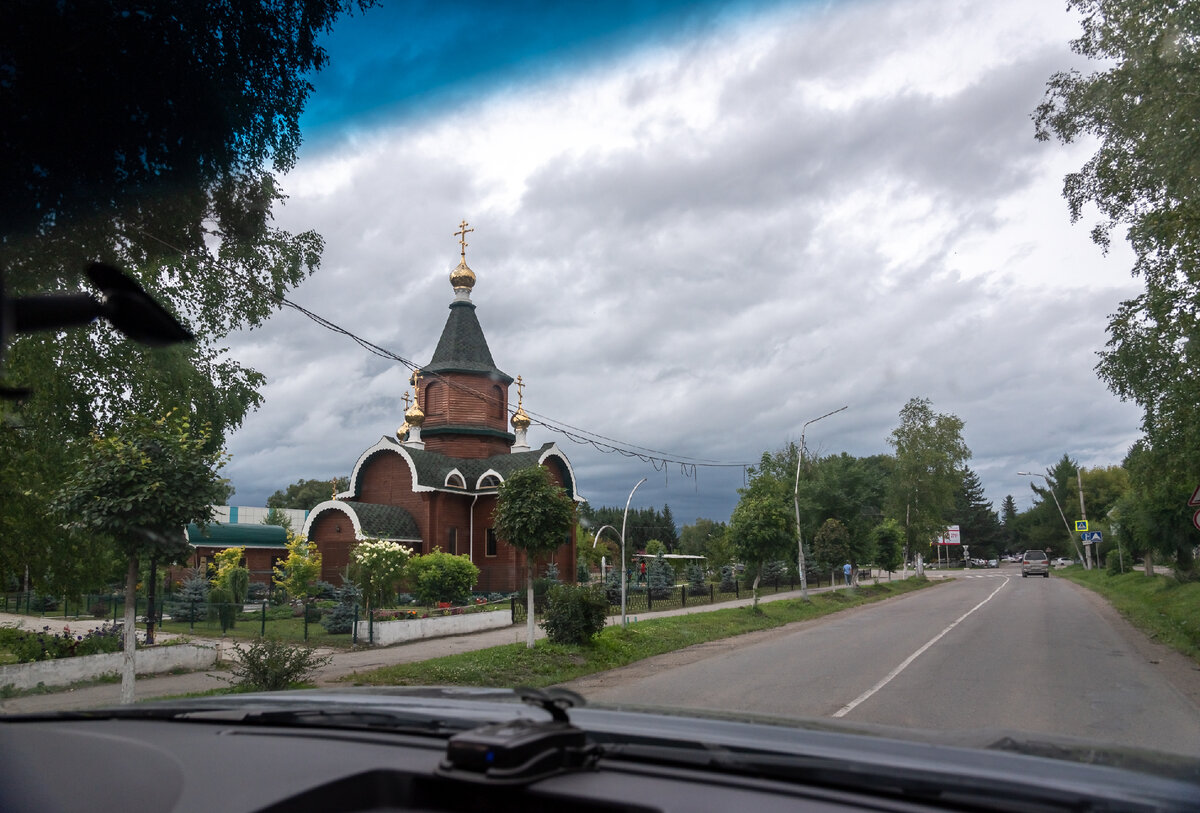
top-left (0, 577), bottom-right (883, 714)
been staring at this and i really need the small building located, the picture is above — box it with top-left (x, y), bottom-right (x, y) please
top-left (184, 522), bottom-right (289, 585)
top-left (300, 225), bottom-right (582, 592)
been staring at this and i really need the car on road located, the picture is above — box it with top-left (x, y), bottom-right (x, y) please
top-left (1022, 550), bottom-right (1050, 578)
top-left (1053, 557), bottom-right (1074, 567)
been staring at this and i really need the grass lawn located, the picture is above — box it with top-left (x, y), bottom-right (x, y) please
top-left (1058, 567), bottom-right (1200, 663)
top-left (156, 616), bottom-right (356, 648)
top-left (346, 578), bottom-right (938, 689)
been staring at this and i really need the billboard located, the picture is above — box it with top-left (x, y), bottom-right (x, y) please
top-left (935, 525), bottom-right (961, 545)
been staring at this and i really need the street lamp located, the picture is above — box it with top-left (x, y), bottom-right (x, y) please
top-left (794, 406), bottom-right (848, 599)
top-left (592, 524), bottom-right (619, 581)
top-left (1017, 471), bottom-right (1086, 566)
top-left (618, 479), bottom-right (647, 627)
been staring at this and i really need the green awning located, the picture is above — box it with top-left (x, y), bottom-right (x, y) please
top-left (186, 522), bottom-right (288, 549)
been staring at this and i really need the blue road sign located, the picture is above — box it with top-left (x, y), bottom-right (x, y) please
top-left (1079, 531), bottom-right (1103, 543)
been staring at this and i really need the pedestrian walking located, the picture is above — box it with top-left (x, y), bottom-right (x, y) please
top-left (843, 562), bottom-right (852, 586)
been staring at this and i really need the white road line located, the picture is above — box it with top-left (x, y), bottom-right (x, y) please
top-left (831, 576), bottom-right (1010, 718)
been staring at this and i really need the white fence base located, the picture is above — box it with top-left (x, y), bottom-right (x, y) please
top-left (0, 644), bottom-right (219, 692)
top-left (356, 608), bottom-right (513, 646)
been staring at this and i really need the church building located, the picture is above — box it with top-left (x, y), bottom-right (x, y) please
top-left (299, 223), bottom-right (582, 593)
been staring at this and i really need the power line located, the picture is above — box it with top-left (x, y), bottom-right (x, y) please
top-left (136, 230), bottom-right (755, 476)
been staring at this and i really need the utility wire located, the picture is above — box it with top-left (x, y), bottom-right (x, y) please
top-left (137, 230), bottom-right (755, 474)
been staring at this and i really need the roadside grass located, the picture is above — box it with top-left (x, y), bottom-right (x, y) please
top-left (346, 578), bottom-right (938, 689)
top-left (1058, 568), bottom-right (1200, 663)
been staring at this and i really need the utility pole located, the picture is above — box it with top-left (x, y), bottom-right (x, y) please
top-left (1077, 469), bottom-right (1092, 570)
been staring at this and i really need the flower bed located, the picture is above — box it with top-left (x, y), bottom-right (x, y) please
top-left (356, 605), bottom-right (513, 646)
top-left (0, 624), bottom-right (123, 663)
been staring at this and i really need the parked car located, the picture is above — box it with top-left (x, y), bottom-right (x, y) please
top-left (1053, 557), bottom-right (1074, 567)
top-left (1022, 550), bottom-right (1050, 578)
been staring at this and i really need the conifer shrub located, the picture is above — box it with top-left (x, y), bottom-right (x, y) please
top-left (541, 584), bottom-right (607, 645)
top-left (321, 582), bottom-right (361, 634)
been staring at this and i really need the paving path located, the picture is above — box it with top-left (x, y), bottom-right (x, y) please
top-left (0, 577), bottom-right (889, 714)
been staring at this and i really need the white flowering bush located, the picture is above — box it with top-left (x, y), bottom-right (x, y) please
top-left (350, 539), bottom-right (414, 614)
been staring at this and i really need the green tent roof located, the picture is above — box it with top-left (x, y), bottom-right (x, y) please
top-left (186, 522), bottom-right (288, 549)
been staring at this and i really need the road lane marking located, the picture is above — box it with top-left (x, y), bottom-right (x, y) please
top-left (832, 576), bottom-right (1010, 718)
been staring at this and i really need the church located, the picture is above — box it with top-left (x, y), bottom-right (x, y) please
top-left (299, 223), bottom-right (582, 593)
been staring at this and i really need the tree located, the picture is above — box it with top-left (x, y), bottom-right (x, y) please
top-left (494, 466), bottom-right (575, 648)
top-left (262, 507), bottom-right (294, 532)
top-left (52, 410), bottom-right (228, 704)
top-left (812, 519), bottom-right (851, 580)
top-left (728, 467), bottom-right (795, 609)
top-left (872, 520), bottom-right (905, 577)
top-left (267, 477), bottom-right (350, 510)
top-left (273, 531), bottom-right (323, 606)
top-left (1034, 0), bottom-right (1200, 573)
top-left (1, 2), bottom-right (372, 606)
top-left (678, 518), bottom-right (728, 560)
top-left (953, 467), bottom-right (1003, 560)
top-left (886, 398), bottom-right (971, 571)
top-left (349, 539), bottom-right (413, 616)
top-left (1000, 495), bottom-right (1020, 554)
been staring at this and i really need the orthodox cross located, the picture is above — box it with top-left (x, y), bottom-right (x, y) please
top-left (516, 374), bottom-right (525, 407)
top-left (402, 392), bottom-right (411, 410)
top-left (411, 369), bottom-right (423, 403)
top-left (454, 220), bottom-right (474, 260)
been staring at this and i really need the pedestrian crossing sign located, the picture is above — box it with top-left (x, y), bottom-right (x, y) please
top-left (1074, 520), bottom-right (1088, 532)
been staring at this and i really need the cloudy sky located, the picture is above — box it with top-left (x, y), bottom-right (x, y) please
top-left (223, 0), bottom-right (1142, 526)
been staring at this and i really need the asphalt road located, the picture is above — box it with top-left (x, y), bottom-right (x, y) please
top-left (566, 567), bottom-right (1200, 758)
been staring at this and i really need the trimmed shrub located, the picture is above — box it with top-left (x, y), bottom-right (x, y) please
top-left (230, 638), bottom-right (332, 691)
top-left (576, 561), bottom-right (590, 583)
top-left (209, 586), bottom-right (236, 630)
top-left (406, 550), bottom-right (480, 605)
top-left (247, 581), bottom-right (269, 602)
top-left (541, 584), bottom-right (607, 645)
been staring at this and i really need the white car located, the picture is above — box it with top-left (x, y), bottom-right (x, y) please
top-left (1053, 557), bottom-right (1074, 567)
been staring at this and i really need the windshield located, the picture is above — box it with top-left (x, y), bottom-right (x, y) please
top-left (2, 0), bottom-right (1198, 795)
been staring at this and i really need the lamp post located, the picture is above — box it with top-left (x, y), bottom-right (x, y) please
top-left (794, 406), bottom-right (848, 599)
top-left (1018, 471), bottom-right (1086, 566)
top-left (593, 523), bottom-right (619, 582)
top-left (620, 478), bottom-right (648, 627)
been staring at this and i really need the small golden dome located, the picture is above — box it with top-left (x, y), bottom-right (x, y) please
top-left (511, 406), bottom-right (530, 430)
top-left (449, 259), bottom-right (476, 291)
top-left (396, 422), bottom-right (410, 441)
top-left (405, 401), bottom-right (425, 427)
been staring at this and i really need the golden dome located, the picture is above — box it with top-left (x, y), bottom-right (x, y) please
top-left (405, 400), bottom-right (425, 427)
top-left (396, 422), bottom-right (410, 441)
top-left (449, 258), bottom-right (476, 291)
top-left (511, 406), bottom-right (530, 430)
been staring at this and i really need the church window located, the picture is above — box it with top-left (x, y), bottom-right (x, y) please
top-left (425, 381), bottom-right (443, 416)
top-left (492, 385), bottom-right (503, 419)
top-left (448, 527), bottom-right (457, 555)
top-left (486, 528), bottom-right (497, 557)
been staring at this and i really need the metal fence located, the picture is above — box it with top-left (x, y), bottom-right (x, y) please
top-left (510, 572), bottom-right (828, 626)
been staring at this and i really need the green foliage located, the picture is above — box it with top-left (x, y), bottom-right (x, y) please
top-left (954, 467), bottom-right (1003, 559)
top-left (273, 532), bottom-right (323, 602)
top-left (227, 568), bottom-right (250, 605)
top-left (886, 397), bottom-right (971, 562)
top-left (813, 519), bottom-right (851, 573)
top-left (644, 539), bottom-right (667, 556)
top-left (169, 570), bottom-right (209, 621)
top-left (52, 411), bottom-right (228, 563)
top-left (577, 503), bottom-right (678, 552)
top-left (261, 507), bottom-right (294, 532)
top-left (406, 549), bottom-right (480, 606)
top-left (267, 477), bottom-right (350, 510)
top-left (494, 467), bottom-right (576, 561)
top-left (0, 624), bottom-right (123, 663)
top-left (1, 3), bottom-right (376, 601)
top-left (1035, 0), bottom-right (1199, 574)
top-left (719, 565), bottom-right (737, 591)
top-left (230, 638), bottom-right (333, 692)
top-left (349, 538), bottom-right (413, 613)
top-left (678, 517), bottom-right (728, 564)
top-left (208, 586), bottom-right (236, 631)
top-left (729, 462), bottom-right (795, 596)
top-left (647, 554), bottom-right (674, 599)
top-left (872, 520), bottom-right (905, 573)
top-left (321, 581), bottom-right (360, 634)
top-left (686, 562), bottom-right (707, 592)
top-left (541, 584), bottom-right (608, 645)
top-left (576, 561), bottom-right (590, 583)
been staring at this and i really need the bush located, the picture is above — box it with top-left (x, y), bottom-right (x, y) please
top-left (406, 550), bottom-right (480, 605)
top-left (686, 562), bottom-right (706, 592)
top-left (247, 582), bottom-right (270, 602)
top-left (208, 586), bottom-right (236, 630)
top-left (541, 584), bottom-right (607, 645)
top-left (576, 561), bottom-right (590, 583)
top-left (90, 602), bottom-right (111, 618)
top-left (321, 582), bottom-right (361, 634)
top-left (29, 594), bottom-right (59, 612)
top-left (170, 571), bottom-right (209, 622)
top-left (312, 581), bottom-right (339, 600)
top-left (230, 638), bottom-right (332, 691)
top-left (719, 565), bottom-right (737, 591)
top-left (0, 624), bottom-right (122, 663)
top-left (647, 554), bottom-right (673, 599)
